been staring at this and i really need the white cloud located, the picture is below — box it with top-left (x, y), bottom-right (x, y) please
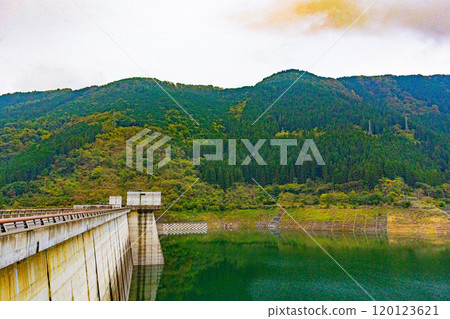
top-left (0, 0), bottom-right (449, 95)
top-left (247, 0), bottom-right (450, 38)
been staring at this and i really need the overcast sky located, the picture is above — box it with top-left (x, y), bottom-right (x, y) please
top-left (0, 0), bottom-right (449, 94)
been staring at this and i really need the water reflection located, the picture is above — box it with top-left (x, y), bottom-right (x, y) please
top-left (129, 230), bottom-right (449, 301)
top-left (128, 265), bottom-right (163, 301)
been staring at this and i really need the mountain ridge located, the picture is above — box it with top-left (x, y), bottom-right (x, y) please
top-left (2, 69), bottom-right (449, 96)
top-left (0, 70), bottom-right (448, 207)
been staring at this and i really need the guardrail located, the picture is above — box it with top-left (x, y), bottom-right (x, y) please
top-left (0, 204), bottom-right (161, 220)
top-left (0, 208), bottom-right (130, 235)
top-left (0, 208), bottom-right (78, 219)
top-left (0, 207), bottom-right (114, 219)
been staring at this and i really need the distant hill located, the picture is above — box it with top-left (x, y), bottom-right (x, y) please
top-left (0, 70), bottom-right (448, 207)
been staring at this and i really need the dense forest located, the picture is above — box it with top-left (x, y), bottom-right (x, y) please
top-left (0, 70), bottom-right (448, 209)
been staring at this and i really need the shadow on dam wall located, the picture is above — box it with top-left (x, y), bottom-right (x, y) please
top-left (0, 211), bottom-right (164, 301)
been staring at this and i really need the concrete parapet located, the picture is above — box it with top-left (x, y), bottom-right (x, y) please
top-left (0, 213), bottom-right (133, 301)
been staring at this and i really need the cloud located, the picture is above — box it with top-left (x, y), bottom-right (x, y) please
top-left (248, 0), bottom-right (450, 38)
top-left (386, 1), bottom-right (450, 38)
top-left (266, 0), bottom-right (364, 30)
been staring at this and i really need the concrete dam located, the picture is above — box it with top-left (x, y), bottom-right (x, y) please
top-left (0, 206), bottom-right (164, 301)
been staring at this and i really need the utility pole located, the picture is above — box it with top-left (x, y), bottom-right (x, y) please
top-left (368, 119), bottom-right (372, 134)
top-left (405, 115), bottom-right (409, 131)
top-left (113, 111), bottom-right (116, 129)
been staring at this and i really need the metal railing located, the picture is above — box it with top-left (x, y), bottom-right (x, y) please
top-left (0, 208), bottom-right (79, 219)
top-left (0, 208), bottom-right (130, 235)
top-left (0, 206), bottom-right (116, 219)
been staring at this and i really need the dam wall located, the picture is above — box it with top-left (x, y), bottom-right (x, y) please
top-left (128, 211), bottom-right (164, 266)
top-left (0, 212), bottom-right (133, 301)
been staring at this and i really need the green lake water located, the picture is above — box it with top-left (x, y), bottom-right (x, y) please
top-left (128, 230), bottom-right (449, 301)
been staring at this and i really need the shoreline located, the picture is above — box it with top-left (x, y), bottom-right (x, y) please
top-left (156, 205), bottom-right (449, 237)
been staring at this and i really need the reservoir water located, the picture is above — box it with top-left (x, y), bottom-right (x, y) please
top-left (129, 230), bottom-right (449, 301)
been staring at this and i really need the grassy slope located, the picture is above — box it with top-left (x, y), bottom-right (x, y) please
top-left (157, 205), bottom-right (448, 236)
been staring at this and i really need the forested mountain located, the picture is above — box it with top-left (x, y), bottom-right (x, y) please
top-left (0, 70), bottom-right (448, 208)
